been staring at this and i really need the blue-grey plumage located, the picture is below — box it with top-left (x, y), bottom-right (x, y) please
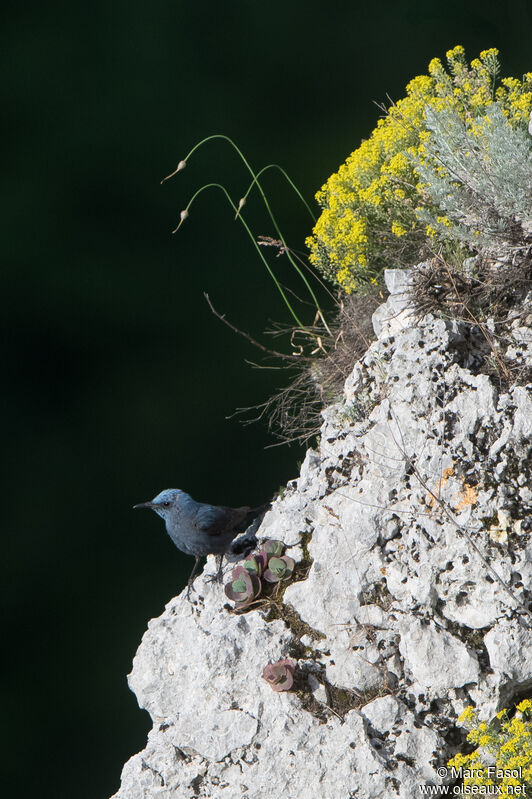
top-left (133, 488), bottom-right (268, 595)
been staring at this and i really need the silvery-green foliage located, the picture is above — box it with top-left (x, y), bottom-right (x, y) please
top-left (414, 103), bottom-right (532, 261)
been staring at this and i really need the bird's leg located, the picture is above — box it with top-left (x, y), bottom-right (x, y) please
top-left (186, 555), bottom-right (202, 599)
top-left (215, 554), bottom-right (224, 583)
top-left (205, 554), bottom-right (225, 585)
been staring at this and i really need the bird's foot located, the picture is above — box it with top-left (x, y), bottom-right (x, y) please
top-left (205, 555), bottom-right (224, 584)
top-left (184, 555), bottom-right (202, 600)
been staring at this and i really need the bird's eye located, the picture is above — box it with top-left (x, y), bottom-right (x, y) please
top-left (162, 501), bottom-right (171, 508)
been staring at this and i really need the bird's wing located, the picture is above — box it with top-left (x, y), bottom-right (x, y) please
top-left (193, 504), bottom-right (248, 536)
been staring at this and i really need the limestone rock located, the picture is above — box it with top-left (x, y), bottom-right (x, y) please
top-left (398, 618), bottom-right (479, 696)
top-left (111, 268), bottom-right (532, 799)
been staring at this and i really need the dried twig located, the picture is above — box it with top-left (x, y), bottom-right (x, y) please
top-left (204, 293), bottom-right (304, 362)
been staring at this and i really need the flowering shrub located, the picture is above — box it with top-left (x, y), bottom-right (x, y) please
top-left (448, 701), bottom-right (532, 794)
top-left (306, 47), bottom-right (532, 293)
top-left (413, 101), bottom-right (532, 264)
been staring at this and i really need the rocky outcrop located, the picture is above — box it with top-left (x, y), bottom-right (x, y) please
top-left (111, 270), bottom-right (532, 798)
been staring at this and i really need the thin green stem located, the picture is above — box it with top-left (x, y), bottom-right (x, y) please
top-left (164, 135), bottom-right (328, 334)
top-left (176, 183), bottom-right (306, 330)
top-left (238, 164), bottom-right (316, 223)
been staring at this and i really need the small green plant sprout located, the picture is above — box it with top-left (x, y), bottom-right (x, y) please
top-left (262, 658), bottom-right (296, 692)
top-left (224, 564), bottom-right (261, 611)
top-left (448, 701), bottom-right (532, 793)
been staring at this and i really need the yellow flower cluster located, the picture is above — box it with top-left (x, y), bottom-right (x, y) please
top-left (307, 47), bottom-right (532, 293)
top-left (497, 73), bottom-right (532, 125)
top-left (448, 703), bottom-right (532, 794)
top-left (391, 221), bottom-right (407, 237)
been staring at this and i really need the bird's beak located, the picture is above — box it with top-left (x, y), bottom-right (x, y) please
top-left (133, 501), bottom-right (154, 510)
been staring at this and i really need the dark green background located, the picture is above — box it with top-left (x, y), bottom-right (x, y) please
top-left (2, 2), bottom-right (530, 796)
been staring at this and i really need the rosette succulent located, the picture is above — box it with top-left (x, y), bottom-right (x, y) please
top-left (224, 565), bottom-right (261, 610)
top-left (258, 539), bottom-right (295, 583)
top-left (262, 539), bottom-right (285, 558)
top-left (263, 554), bottom-right (295, 584)
top-left (262, 658), bottom-right (296, 692)
top-left (224, 539), bottom-right (297, 610)
top-left (242, 552), bottom-right (267, 577)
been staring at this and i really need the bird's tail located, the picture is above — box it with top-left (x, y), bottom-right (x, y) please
top-left (227, 502), bottom-right (271, 561)
top-left (246, 501), bottom-right (271, 525)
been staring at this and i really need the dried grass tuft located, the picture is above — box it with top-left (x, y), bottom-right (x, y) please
top-left (235, 288), bottom-right (382, 445)
top-left (411, 253), bottom-right (532, 389)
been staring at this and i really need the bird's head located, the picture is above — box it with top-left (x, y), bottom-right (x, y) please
top-left (133, 488), bottom-right (189, 520)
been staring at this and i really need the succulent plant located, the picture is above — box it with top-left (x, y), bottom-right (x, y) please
top-left (224, 538), bottom-right (296, 610)
top-left (262, 658), bottom-right (296, 692)
top-left (262, 539), bottom-right (285, 558)
top-left (263, 555), bottom-right (295, 584)
top-left (224, 565), bottom-right (261, 610)
top-left (242, 552), bottom-right (267, 577)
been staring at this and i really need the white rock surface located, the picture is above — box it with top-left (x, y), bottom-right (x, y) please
top-left (398, 618), bottom-right (479, 696)
top-left (111, 270), bottom-right (532, 799)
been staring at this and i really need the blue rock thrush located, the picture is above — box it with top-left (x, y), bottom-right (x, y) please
top-left (133, 489), bottom-right (268, 595)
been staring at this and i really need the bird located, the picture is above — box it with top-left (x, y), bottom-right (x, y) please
top-left (133, 488), bottom-right (268, 596)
